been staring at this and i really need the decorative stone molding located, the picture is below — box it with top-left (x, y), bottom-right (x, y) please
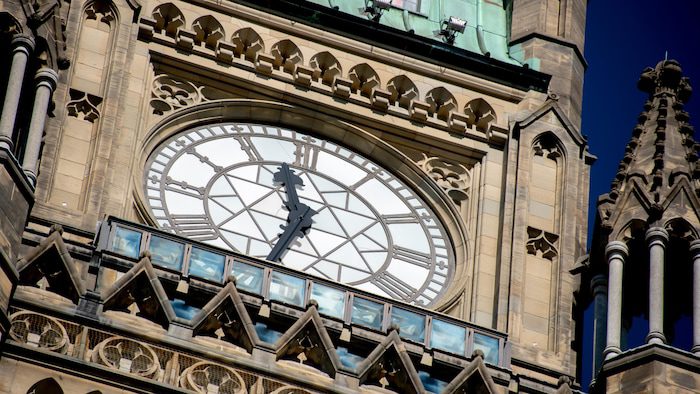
top-left (179, 361), bottom-right (247, 394)
top-left (22, 0), bottom-right (70, 69)
top-left (9, 311), bottom-right (69, 353)
top-left (100, 256), bottom-right (177, 328)
top-left (16, 225), bottom-right (87, 304)
top-left (348, 63), bottom-right (380, 97)
top-left (66, 88), bottom-right (103, 123)
top-left (274, 305), bottom-right (342, 378)
top-left (464, 98), bottom-right (497, 131)
top-left (271, 39), bottom-right (303, 74)
top-left (0, 13), bottom-right (22, 35)
top-left (150, 74), bottom-right (207, 115)
top-left (91, 336), bottom-right (160, 377)
top-left (152, 3), bottom-right (186, 37)
top-left (665, 218), bottom-right (698, 241)
top-left (137, 7), bottom-right (506, 141)
top-left (356, 331), bottom-right (424, 393)
top-left (191, 282), bottom-right (260, 353)
top-left (84, 1), bottom-right (115, 25)
top-left (533, 133), bottom-right (563, 160)
top-left (231, 27), bottom-right (264, 61)
top-left (386, 75), bottom-right (419, 109)
top-left (192, 15), bottom-right (225, 50)
top-left (526, 226), bottom-right (559, 260)
top-left (425, 87), bottom-right (457, 121)
top-left (309, 51), bottom-right (342, 85)
top-left (415, 154), bottom-right (471, 204)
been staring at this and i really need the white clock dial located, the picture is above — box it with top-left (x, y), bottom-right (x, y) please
top-left (144, 123), bottom-right (453, 305)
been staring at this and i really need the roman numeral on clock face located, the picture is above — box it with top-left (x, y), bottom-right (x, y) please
top-left (233, 136), bottom-right (262, 162)
top-left (167, 214), bottom-right (218, 241)
top-left (391, 246), bottom-right (432, 269)
top-left (371, 271), bottom-right (417, 300)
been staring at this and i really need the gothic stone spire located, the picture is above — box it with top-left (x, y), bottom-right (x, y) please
top-left (598, 60), bottom-right (699, 233)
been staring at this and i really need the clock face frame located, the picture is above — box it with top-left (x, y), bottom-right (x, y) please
top-left (143, 123), bottom-right (454, 305)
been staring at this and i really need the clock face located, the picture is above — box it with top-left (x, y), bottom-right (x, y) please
top-left (144, 123), bottom-right (453, 305)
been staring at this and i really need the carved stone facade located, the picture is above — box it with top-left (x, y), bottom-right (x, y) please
top-left (0, 1), bottom-right (596, 393)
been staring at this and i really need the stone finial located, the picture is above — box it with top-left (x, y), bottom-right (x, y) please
top-left (139, 250), bottom-right (152, 259)
top-left (306, 299), bottom-right (318, 310)
top-left (387, 323), bottom-right (400, 334)
top-left (471, 349), bottom-right (485, 359)
top-left (638, 59), bottom-right (692, 103)
top-left (557, 375), bottom-right (572, 387)
top-left (49, 224), bottom-right (64, 235)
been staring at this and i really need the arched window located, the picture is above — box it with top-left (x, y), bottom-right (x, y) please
top-left (26, 378), bottom-right (63, 394)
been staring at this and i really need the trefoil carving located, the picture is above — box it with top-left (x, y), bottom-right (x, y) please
top-left (66, 88), bottom-right (102, 123)
top-left (85, 1), bottom-right (115, 25)
top-left (533, 133), bottom-right (562, 160)
top-left (526, 226), bottom-right (559, 260)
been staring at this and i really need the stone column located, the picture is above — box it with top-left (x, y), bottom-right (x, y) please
top-left (0, 35), bottom-right (35, 151)
top-left (604, 241), bottom-right (628, 360)
top-left (22, 67), bottom-right (58, 187)
top-left (591, 274), bottom-right (608, 374)
top-left (691, 240), bottom-right (700, 355)
top-left (646, 227), bottom-right (668, 344)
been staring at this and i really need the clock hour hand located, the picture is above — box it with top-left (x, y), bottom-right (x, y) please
top-left (267, 163), bottom-right (318, 262)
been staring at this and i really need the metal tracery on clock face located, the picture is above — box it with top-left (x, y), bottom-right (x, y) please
top-left (144, 123), bottom-right (453, 305)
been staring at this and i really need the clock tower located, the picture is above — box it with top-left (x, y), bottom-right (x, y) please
top-left (0, 0), bottom-right (594, 393)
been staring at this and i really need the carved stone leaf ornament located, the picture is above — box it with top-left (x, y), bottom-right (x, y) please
top-left (66, 88), bottom-right (102, 122)
top-left (526, 226), bottom-right (559, 260)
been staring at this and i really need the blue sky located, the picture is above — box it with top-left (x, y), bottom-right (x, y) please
top-left (580, 0), bottom-right (700, 388)
top-left (583, 0), bottom-right (700, 232)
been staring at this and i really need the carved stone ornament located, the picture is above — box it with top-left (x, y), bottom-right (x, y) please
top-left (9, 311), bottom-right (69, 353)
top-left (416, 154), bottom-right (471, 203)
top-left (84, 1), bottom-right (115, 24)
top-left (150, 74), bottom-right (206, 115)
top-left (91, 336), bottom-right (160, 377)
top-left (178, 361), bottom-right (247, 394)
top-left (526, 226), bottom-right (559, 260)
top-left (66, 88), bottom-right (102, 122)
top-left (533, 133), bottom-right (562, 160)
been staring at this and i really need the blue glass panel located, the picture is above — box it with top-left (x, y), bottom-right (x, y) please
top-left (473, 333), bottom-right (500, 364)
top-left (430, 319), bottom-right (466, 355)
top-left (391, 307), bottom-right (425, 343)
top-left (170, 299), bottom-right (200, 320)
top-left (149, 236), bottom-right (184, 271)
top-left (111, 226), bottom-right (142, 259)
top-left (311, 283), bottom-right (345, 319)
top-left (351, 297), bottom-right (383, 330)
top-left (232, 261), bottom-right (264, 294)
top-left (255, 322), bottom-right (284, 344)
top-left (269, 272), bottom-right (305, 307)
top-left (337, 346), bottom-right (365, 369)
top-left (188, 248), bottom-right (225, 282)
top-left (418, 371), bottom-right (449, 394)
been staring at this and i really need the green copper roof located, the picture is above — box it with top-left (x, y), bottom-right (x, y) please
top-left (308, 0), bottom-right (520, 65)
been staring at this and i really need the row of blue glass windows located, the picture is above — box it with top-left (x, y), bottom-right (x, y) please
top-left (111, 226), bottom-right (499, 364)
